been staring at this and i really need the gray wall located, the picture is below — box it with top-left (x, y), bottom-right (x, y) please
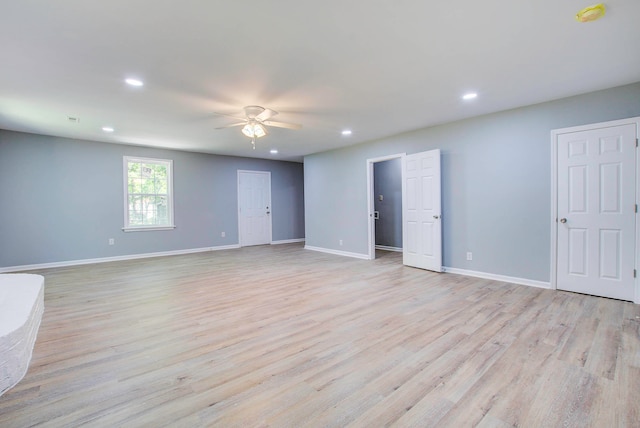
top-left (304, 82), bottom-right (640, 282)
top-left (0, 130), bottom-right (304, 268)
top-left (374, 158), bottom-right (402, 248)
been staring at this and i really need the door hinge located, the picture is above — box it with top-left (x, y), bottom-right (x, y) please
top-left (635, 269), bottom-right (637, 278)
top-left (636, 138), bottom-right (639, 147)
top-left (636, 204), bottom-right (638, 213)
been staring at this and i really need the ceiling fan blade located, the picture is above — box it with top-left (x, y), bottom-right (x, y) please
top-left (215, 122), bottom-right (246, 129)
top-left (243, 105), bottom-right (265, 119)
top-left (256, 108), bottom-right (278, 122)
top-left (212, 111), bottom-right (246, 121)
top-left (263, 120), bottom-right (302, 130)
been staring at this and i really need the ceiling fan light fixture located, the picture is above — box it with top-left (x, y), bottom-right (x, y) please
top-left (241, 123), bottom-right (267, 139)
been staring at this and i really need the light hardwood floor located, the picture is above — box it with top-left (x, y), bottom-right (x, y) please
top-left (1, 244), bottom-right (639, 427)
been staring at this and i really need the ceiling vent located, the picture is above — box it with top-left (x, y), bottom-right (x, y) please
top-left (67, 116), bottom-right (80, 123)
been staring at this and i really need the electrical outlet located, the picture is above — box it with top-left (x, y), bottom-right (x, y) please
top-left (109, 238), bottom-right (115, 245)
top-left (466, 252), bottom-right (472, 261)
top-left (221, 231), bottom-right (226, 238)
top-left (339, 240), bottom-right (343, 246)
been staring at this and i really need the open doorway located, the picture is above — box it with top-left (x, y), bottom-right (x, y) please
top-left (367, 154), bottom-right (404, 260)
top-left (367, 150), bottom-right (443, 271)
top-left (374, 159), bottom-right (403, 251)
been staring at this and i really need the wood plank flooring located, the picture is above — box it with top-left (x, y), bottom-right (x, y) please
top-left (1, 244), bottom-right (639, 427)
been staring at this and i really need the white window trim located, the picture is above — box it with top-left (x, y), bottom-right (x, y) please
top-left (122, 225), bottom-right (176, 232)
top-left (123, 156), bottom-right (175, 232)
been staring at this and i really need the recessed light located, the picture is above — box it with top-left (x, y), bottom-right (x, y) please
top-left (102, 126), bottom-right (114, 133)
top-left (270, 149), bottom-right (278, 154)
top-left (125, 78), bottom-right (144, 87)
top-left (341, 130), bottom-right (352, 136)
top-left (462, 93), bottom-right (478, 100)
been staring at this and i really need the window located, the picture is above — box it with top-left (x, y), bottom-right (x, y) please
top-left (123, 156), bottom-right (174, 231)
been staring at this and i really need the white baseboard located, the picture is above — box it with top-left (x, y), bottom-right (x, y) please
top-left (271, 238), bottom-right (305, 245)
top-left (443, 266), bottom-right (551, 289)
top-left (304, 245), bottom-right (370, 260)
top-left (1, 244), bottom-right (551, 292)
top-left (0, 244), bottom-right (241, 273)
top-left (302, 247), bottom-right (548, 289)
top-left (375, 245), bottom-right (402, 252)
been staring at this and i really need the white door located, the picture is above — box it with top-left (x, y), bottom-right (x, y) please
top-left (402, 149), bottom-right (442, 271)
top-left (238, 170), bottom-right (272, 247)
top-left (556, 123), bottom-right (636, 301)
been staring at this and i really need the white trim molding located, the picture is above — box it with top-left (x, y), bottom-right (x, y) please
top-left (304, 246), bottom-right (549, 289)
top-left (375, 245), bottom-right (402, 252)
top-left (0, 244), bottom-right (241, 273)
top-left (443, 267), bottom-right (551, 289)
top-left (122, 226), bottom-right (176, 232)
top-left (304, 245), bottom-right (370, 260)
top-left (271, 238), bottom-right (305, 245)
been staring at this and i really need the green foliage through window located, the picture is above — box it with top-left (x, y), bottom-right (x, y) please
top-left (124, 157), bottom-right (173, 229)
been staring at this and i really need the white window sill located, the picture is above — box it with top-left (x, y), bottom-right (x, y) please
top-left (122, 225), bottom-right (176, 232)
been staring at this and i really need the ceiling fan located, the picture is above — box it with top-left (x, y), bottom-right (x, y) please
top-left (215, 106), bottom-right (302, 149)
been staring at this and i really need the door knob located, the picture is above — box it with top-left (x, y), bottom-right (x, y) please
top-left (560, 218), bottom-right (567, 223)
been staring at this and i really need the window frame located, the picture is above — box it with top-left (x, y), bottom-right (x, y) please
top-left (122, 156), bottom-right (175, 232)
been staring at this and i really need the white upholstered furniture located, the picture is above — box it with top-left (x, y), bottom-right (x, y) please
top-left (0, 274), bottom-right (44, 397)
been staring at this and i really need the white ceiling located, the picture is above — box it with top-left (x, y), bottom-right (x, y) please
top-left (1, 1), bottom-right (639, 162)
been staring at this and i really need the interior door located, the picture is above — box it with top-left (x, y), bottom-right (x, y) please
top-left (238, 170), bottom-right (272, 247)
top-left (402, 149), bottom-right (442, 271)
top-left (556, 123), bottom-right (636, 301)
